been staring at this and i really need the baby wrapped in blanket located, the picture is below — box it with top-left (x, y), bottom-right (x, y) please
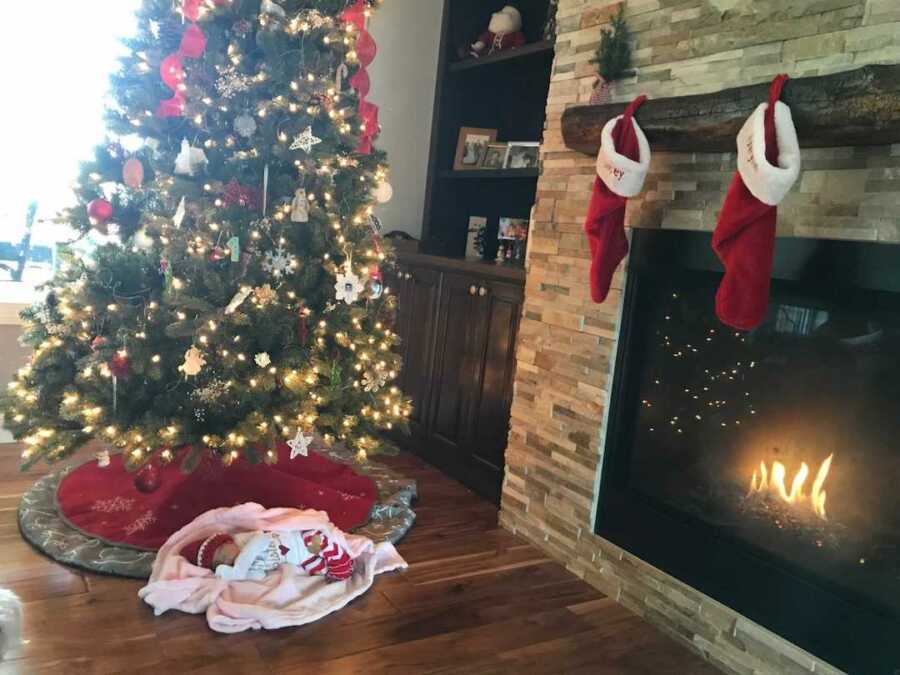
top-left (182, 528), bottom-right (354, 581)
top-left (138, 504), bottom-right (407, 632)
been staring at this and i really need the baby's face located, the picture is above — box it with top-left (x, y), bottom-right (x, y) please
top-left (213, 542), bottom-right (240, 567)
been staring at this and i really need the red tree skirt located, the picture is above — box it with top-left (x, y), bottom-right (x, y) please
top-left (56, 442), bottom-right (378, 550)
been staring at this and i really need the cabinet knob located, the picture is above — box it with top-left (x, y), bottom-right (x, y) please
top-left (404, 272), bottom-right (412, 281)
top-left (469, 285), bottom-right (478, 296)
top-left (478, 286), bottom-right (488, 297)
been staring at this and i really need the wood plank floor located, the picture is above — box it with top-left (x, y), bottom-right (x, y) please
top-left (0, 444), bottom-right (720, 674)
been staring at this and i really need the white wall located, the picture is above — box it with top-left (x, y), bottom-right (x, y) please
top-left (368, 0), bottom-right (444, 239)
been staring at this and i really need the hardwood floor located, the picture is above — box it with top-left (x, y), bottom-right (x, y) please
top-left (0, 444), bottom-right (720, 674)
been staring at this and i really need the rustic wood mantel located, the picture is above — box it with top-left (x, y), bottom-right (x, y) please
top-left (561, 65), bottom-right (900, 155)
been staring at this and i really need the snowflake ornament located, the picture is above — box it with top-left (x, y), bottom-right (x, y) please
top-left (192, 379), bottom-right (230, 406)
top-left (263, 247), bottom-right (297, 279)
top-left (290, 126), bottom-right (322, 153)
top-left (254, 284), bottom-right (278, 306)
top-left (234, 113), bottom-right (258, 138)
top-left (334, 264), bottom-right (365, 305)
top-left (249, 217), bottom-right (273, 234)
top-left (255, 352), bottom-right (271, 368)
top-left (216, 66), bottom-right (253, 98)
top-left (302, 9), bottom-right (331, 29)
top-left (362, 370), bottom-right (389, 393)
top-left (287, 429), bottom-right (314, 459)
top-left (35, 305), bottom-right (52, 324)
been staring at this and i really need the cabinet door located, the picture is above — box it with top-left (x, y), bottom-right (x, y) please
top-left (467, 279), bottom-right (524, 495)
top-left (427, 273), bottom-right (483, 464)
top-left (393, 265), bottom-right (441, 438)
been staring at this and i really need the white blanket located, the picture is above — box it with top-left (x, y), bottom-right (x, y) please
top-left (138, 503), bottom-right (407, 633)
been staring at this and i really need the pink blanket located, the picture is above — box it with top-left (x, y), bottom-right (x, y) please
top-left (138, 503), bottom-right (407, 633)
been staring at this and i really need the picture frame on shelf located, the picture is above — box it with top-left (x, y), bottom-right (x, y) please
top-left (497, 216), bottom-right (529, 264)
top-left (454, 127), bottom-right (498, 171)
top-left (504, 142), bottom-right (540, 169)
top-left (466, 216), bottom-right (488, 259)
top-left (480, 143), bottom-right (508, 170)
top-left (498, 217), bottom-right (529, 241)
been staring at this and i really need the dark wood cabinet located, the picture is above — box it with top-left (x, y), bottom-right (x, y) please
top-left (467, 279), bottom-right (523, 482)
top-left (390, 254), bottom-right (524, 503)
top-left (389, 0), bottom-right (551, 501)
top-left (388, 265), bottom-right (440, 440)
top-left (429, 272), bottom-right (481, 459)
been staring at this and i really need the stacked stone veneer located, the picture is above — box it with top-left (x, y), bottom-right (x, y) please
top-left (499, 1), bottom-right (900, 674)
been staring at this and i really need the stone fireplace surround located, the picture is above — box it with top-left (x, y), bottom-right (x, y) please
top-left (498, 1), bottom-right (900, 674)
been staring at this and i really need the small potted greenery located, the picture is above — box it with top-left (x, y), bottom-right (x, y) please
top-left (590, 6), bottom-right (632, 105)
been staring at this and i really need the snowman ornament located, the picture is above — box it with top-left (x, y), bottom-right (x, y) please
top-left (174, 139), bottom-right (208, 177)
top-left (291, 188), bottom-right (310, 223)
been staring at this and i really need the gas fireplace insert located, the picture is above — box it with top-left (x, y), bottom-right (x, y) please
top-left (597, 229), bottom-right (900, 674)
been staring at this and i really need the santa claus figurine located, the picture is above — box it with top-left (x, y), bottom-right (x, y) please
top-left (182, 529), bottom-right (355, 582)
top-left (470, 6), bottom-right (527, 58)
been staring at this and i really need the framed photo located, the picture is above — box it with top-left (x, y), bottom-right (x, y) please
top-left (466, 216), bottom-right (487, 259)
top-left (504, 142), bottom-right (540, 170)
top-left (480, 143), bottom-right (508, 170)
top-left (497, 217), bottom-right (530, 264)
top-left (454, 127), bottom-right (497, 170)
top-left (498, 217), bottom-right (529, 241)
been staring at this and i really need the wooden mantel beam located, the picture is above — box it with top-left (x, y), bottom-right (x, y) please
top-left (561, 65), bottom-right (900, 155)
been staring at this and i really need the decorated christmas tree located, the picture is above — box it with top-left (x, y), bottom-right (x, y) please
top-left (2, 0), bottom-right (410, 473)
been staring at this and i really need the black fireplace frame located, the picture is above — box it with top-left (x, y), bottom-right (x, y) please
top-left (595, 228), bottom-right (900, 675)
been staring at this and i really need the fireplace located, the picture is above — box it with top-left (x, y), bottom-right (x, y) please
top-left (597, 229), bottom-right (900, 675)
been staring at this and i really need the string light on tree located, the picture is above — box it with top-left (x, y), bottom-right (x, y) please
top-left (1, 0), bottom-right (408, 473)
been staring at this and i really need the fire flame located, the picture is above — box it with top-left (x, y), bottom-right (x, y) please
top-left (748, 454), bottom-right (834, 520)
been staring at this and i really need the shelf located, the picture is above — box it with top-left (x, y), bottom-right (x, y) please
top-left (396, 252), bottom-right (525, 284)
top-left (440, 168), bottom-right (539, 180)
top-left (562, 64), bottom-right (900, 155)
top-left (448, 40), bottom-right (555, 73)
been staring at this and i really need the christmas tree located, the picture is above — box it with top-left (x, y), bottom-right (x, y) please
top-left (2, 0), bottom-right (410, 472)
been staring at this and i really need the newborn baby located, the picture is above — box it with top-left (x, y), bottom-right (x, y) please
top-left (182, 529), bottom-right (354, 582)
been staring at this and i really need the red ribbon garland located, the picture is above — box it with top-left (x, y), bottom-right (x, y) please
top-left (341, 0), bottom-right (379, 154)
top-left (156, 2), bottom-right (209, 118)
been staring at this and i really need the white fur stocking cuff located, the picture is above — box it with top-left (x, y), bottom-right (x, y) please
top-left (737, 101), bottom-right (801, 206)
top-left (595, 114), bottom-right (651, 198)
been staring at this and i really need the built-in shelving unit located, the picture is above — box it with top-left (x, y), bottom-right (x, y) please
top-left (448, 39), bottom-right (555, 73)
top-left (439, 168), bottom-right (541, 180)
top-left (421, 0), bottom-right (555, 259)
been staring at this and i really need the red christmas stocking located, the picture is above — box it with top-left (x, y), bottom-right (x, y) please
top-left (584, 95), bottom-right (651, 303)
top-left (712, 75), bottom-right (801, 330)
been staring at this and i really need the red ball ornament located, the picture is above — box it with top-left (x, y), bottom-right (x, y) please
top-left (179, 23), bottom-right (207, 59)
top-left (134, 464), bottom-right (162, 493)
top-left (356, 31), bottom-right (377, 68)
top-left (122, 158), bottom-right (145, 189)
top-left (209, 247), bottom-right (227, 263)
top-left (87, 198), bottom-right (113, 225)
top-left (109, 353), bottom-right (132, 379)
top-left (91, 336), bottom-right (108, 351)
